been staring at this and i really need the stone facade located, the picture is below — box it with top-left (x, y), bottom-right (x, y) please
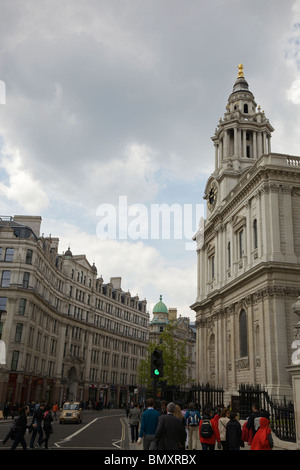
top-left (191, 66), bottom-right (300, 400)
top-left (0, 215), bottom-right (149, 407)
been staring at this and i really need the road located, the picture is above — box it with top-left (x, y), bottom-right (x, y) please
top-left (0, 409), bottom-right (129, 450)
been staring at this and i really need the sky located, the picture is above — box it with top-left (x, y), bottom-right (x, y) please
top-left (1, 0), bottom-right (300, 320)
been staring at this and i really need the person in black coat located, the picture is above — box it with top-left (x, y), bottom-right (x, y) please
top-left (29, 402), bottom-right (45, 448)
top-left (155, 402), bottom-right (186, 450)
top-left (40, 406), bottom-right (54, 449)
top-left (10, 405), bottom-right (29, 450)
top-left (226, 412), bottom-right (243, 450)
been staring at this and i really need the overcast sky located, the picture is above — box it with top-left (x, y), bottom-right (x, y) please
top-left (1, 0), bottom-right (300, 320)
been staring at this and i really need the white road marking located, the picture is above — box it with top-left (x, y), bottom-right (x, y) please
top-left (54, 413), bottom-right (124, 449)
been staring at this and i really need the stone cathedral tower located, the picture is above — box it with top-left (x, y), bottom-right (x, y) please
top-left (191, 65), bottom-right (300, 401)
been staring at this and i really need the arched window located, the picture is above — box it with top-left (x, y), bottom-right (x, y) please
top-left (244, 104), bottom-right (248, 113)
top-left (239, 309), bottom-right (248, 357)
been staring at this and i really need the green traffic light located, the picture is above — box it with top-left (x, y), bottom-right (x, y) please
top-left (154, 369), bottom-right (160, 376)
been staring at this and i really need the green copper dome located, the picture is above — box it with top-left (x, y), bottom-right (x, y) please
top-left (153, 295), bottom-right (168, 314)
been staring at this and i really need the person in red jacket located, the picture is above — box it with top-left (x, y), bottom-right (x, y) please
top-left (199, 407), bottom-right (221, 450)
top-left (250, 417), bottom-right (273, 450)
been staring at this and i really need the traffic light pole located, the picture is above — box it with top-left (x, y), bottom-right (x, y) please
top-left (153, 378), bottom-right (158, 407)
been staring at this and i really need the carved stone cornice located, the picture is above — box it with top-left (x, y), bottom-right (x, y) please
top-left (195, 285), bottom-right (300, 329)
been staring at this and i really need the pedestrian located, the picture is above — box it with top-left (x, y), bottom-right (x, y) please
top-left (199, 407), bottom-right (221, 450)
top-left (218, 408), bottom-right (230, 450)
top-left (10, 405), bottom-right (29, 450)
top-left (250, 417), bottom-right (273, 450)
top-left (128, 404), bottom-right (141, 443)
top-left (174, 404), bottom-right (186, 449)
top-left (181, 403), bottom-right (189, 448)
top-left (126, 403), bottom-right (130, 419)
top-left (11, 403), bottom-right (18, 419)
top-left (226, 411), bottom-right (243, 450)
top-left (158, 400), bottom-right (167, 415)
top-left (3, 402), bottom-right (10, 419)
top-left (29, 401), bottom-right (45, 449)
top-left (185, 402), bottom-right (201, 450)
top-left (40, 406), bottom-right (53, 449)
top-left (52, 402), bottom-right (59, 421)
top-left (137, 398), bottom-right (159, 450)
top-left (246, 402), bottom-right (262, 442)
top-left (155, 402), bottom-right (186, 450)
top-left (29, 401), bottom-right (35, 416)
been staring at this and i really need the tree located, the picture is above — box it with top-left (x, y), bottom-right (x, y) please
top-left (137, 321), bottom-right (190, 388)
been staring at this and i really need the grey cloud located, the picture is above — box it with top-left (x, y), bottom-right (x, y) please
top-left (0, 0), bottom-right (297, 209)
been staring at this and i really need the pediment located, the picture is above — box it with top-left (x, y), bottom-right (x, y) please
top-left (73, 255), bottom-right (94, 271)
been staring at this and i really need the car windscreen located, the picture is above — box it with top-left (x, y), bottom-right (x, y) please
top-left (63, 404), bottom-right (79, 410)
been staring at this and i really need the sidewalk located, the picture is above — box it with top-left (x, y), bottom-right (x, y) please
top-left (124, 418), bottom-right (295, 451)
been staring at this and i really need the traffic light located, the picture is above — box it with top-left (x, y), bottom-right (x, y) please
top-left (151, 349), bottom-right (163, 379)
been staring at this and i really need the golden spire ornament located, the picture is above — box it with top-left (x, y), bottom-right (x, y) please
top-left (237, 63), bottom-right (244, 78)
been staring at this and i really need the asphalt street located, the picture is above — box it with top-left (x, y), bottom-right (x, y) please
top-left (0, 408), bottom-right (127, 450)
top-left (0, 409), bottom-right (295, 451)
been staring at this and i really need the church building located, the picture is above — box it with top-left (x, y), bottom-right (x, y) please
top-left (191, 65), bottom-right (300, 400)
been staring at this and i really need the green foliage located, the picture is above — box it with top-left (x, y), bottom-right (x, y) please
top-left (137, 321), bottom-right (190, 387)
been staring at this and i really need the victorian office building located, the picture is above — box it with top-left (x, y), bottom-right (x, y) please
top-left (0, 215), bottom-right (149, 407)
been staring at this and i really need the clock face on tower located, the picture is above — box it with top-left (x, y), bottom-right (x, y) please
top-left (207, 181), bottom-right (217, 210)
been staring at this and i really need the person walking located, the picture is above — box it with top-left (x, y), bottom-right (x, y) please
top-left (246, 402), bottom-right (262, 444)
top-left (226, 411), bottom-right (243, 450)
top-left (199, 407), bottom-right (221, 450)
top-left (155, 402), bottom-right (186, 450)
top-left (11, 403), bottom-right (18, 419)
top-left (10, 405), bottom-right (29, 450)
top-left (128, 404), bottom-right (141, 443)
top-left (185, 402), bottom-right (201, 450)
top-left (3, 402), bottom-right (10, 420)
top-left (250, 417), bottom-right (273, 450)
top-left (137, 398), bottom-right (159, 450)
top-left (218, 408), bottom-right (230, 450)
top-left (29, 402), bottom-right (45, 449)
top-left (40, 406), bottom-right (54, 449)
top-left (52, 402), bottom-right (59, 421)
top-left (157, 400), bottom-right (167, 415)
top-left (174, 404), bottom-right (187, 449)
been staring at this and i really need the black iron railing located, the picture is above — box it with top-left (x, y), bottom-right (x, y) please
top-left (239, 384), bottom-right (296, 443)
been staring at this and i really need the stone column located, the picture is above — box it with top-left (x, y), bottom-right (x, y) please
top-left (243, 130), bottom-right (246, 158)
top-left (253, 131), bottom-right (257, 159)
top-left (219, 139), bottom-right (223, 163)
top-left (224, 131), bottom-right (228, 159)
top-left (234, 127), bottom-right (238, 156)
top-left (215, 144), bottom-right (219, 171)
top-left (282, 185), bottom-right (297, 263)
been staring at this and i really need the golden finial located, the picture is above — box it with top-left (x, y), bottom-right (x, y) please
top-left (237, 63), bottom-right (244, 78)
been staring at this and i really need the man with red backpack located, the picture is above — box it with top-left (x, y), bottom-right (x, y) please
top-left (199, 407), bottom-right (221, 450)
